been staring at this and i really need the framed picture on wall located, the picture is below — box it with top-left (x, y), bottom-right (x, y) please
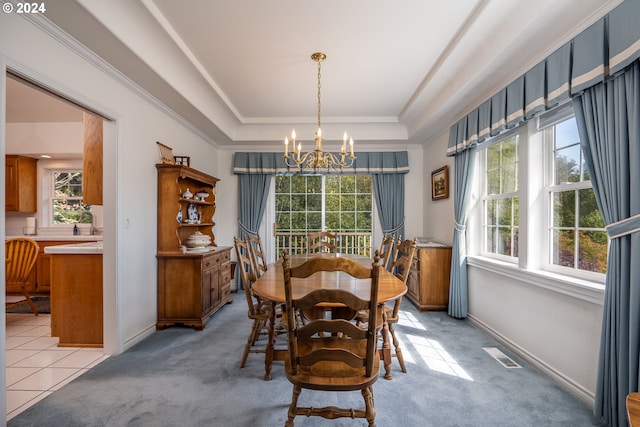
top-left (431, 166), bottom-right (449, 200)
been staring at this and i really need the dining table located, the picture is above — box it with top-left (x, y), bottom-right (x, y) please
top-left (250, 252), bottom-right (407, 381)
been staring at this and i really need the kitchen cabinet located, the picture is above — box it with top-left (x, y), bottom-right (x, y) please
top-left (82, 112), bottom-right (103, 205)
top-left (6, 155), bottom-right (38, 212)
top-left (156, 163), bottom-right (232, 330)
top-left (406, 245), bottom-right (452, 311)
top-left (49, 250), bottom-right (103, 347)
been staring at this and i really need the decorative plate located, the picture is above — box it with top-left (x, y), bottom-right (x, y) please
top-left (176, 209), bottom-right (183, 223)
top-left (187, 203), bottom-right (198, 222)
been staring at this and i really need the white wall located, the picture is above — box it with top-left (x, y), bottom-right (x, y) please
top-left (422, 129), bottom-right (604, 405)
top-left (6, 122), bottom-right (82, 156)
top-left (423, 130), bottom-right (455, 245)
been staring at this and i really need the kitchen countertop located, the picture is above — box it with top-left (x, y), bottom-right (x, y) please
top-left (44, 241), bottom-right (103, 254)
top-left (6, 235), bottom-right (103, 242)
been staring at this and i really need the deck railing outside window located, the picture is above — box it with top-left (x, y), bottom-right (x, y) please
top-left (275, 232), bottom-right (371, 259)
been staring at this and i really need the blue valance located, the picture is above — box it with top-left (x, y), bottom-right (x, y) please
top-left (233, 151), bottom-right (409, 175)
top-left (447, 0), bottom-right (640, 157)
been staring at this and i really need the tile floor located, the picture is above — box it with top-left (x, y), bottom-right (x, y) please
top-left (5, 313), bottom-right (109, 421)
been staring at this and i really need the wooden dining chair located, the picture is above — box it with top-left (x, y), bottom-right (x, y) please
top-left (6, 238), bottom-right (40, 316)
top-left (234, 236), bottom-right (274, 368)
top-left (356, 238), bottom-right (416, 374)
top-left (281, 249), bottom-right (382, 427)
top-left (378, 234), bottom-right (395, 271)
top-left (306, 231), bottom-right (337, 254)
top-left (246, 233), bottom-right (268, 278)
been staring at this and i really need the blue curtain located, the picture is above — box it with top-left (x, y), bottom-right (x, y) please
top-left (573, 61), bottom-right (640, 427)
top-left (448, 146), bottom-right (477, 319)
top-left (372, 174), bottom-right (405, 242)
top-left (237, 174), bottom-right (271, 239)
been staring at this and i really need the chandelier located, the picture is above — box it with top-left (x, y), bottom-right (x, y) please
top-left (283, 52), bottom-right (355, 171)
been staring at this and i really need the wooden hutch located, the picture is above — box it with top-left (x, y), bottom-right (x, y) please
top-left (156, 164), bottom-right (232, 330)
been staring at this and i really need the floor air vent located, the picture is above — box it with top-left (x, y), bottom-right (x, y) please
top-left (483, 347), bottom-right (521, 369)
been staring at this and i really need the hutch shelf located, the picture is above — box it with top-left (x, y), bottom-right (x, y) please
top-left (156, 163), bottom-right (232, 330)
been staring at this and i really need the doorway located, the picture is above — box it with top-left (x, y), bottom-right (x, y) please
top-left (3, 71), bottom-right (115, 419)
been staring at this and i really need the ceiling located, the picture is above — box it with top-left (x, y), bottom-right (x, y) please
top-left (10, 0), bottom-right (621, 148)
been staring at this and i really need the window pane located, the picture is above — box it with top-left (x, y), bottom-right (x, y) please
top-left (355, 175), bottom-right (371, 193)
top-left (497, 198), bottom-right (512, 226)
top-left (307, 194), bottom-right (321, 211)
top-left (341, 176), bottom-right (355, 193)
top-left (326, 176), bottom-right (340, 193)
top-left (276, 212), bottom-right (290, 230)
top-left (307, 175), bottom-right (322, 193)
top-left (555, 118), bottom-right (580, 148)
top-left (356, 212), bottom-right (371, 230)
top-left (276, 194), bottom-right (290, 211)
top-left (291, 212), bottom-right (307, 231)
top-left (307, 212), bottom-right (322, 230)
top-left (275, 176), bottom-right (290, 193)
top-left (578, 188), bottom-right (605, 228)
top-left (485, 199), bottom-right (497, 225)
top-left (326, 194), bottom-right (340, 211)
top-left (341, 194), bottom-right (356, 211)
top-left (291, 194), bottom-right (306, 211)
top-left (552, 191), bottom-right (575, 227)
top-left (485, 227), bottom-right (495, 253)
top-left (357, 194), bottom-right (372, 211)
top-left (325, 212), bottom-right (340, 230)
top-left (291, 176), bottom-right (306, 193)
top-left (578, 230), bottom-right (608, 273)
top-left (555, 144), bottom-right (581, 184)
top-left (502, 163), bottom-right (518, 193)
top-left (501, 136), bottom-right (518, 164)
top-left (487, 169), bottom-right (500, 195)
top-left (512, 227), bottom-right (519, 257)
top-left (341, 213), bottom-right (356, 230)
top-left (487, 144), bottom-right (500, 169)
top-left (551, 229), bottom-right (575, 268)
top-left (52, 199), bottom-right (85, 224)
top-left (497, 227), bottom-right (512, 256)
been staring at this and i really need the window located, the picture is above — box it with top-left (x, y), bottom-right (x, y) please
top-left (275, 175), bottom-right (372, 256)
top-left (473, 105), bottom-right (607, 282)
top-left (482, 135), bottom-right (519, 259)
top-left (545, 117), bottom-right (607, 274)
top-left (52, 171), bottom-right (92, 224)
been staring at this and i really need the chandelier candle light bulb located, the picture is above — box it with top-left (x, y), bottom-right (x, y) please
top-left (283, 52), bottom-right (356, 171)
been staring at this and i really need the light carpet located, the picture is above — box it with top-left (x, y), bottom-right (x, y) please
top-left (8, 295), bottom-right (600, 426)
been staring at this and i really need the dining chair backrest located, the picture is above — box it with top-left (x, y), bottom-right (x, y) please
top-left (281, 249), bottom-right (382, 425)
top-left (307, 231), bottom-right (338, 254)
top-left (233, 236), bottom-right (259, 316)
top-left (246, 233), bottom-right (268, 278)
top-left (378, 234), bottom-right (395, 271)
top-left (390, 238), bottom-right (416, 285)
top-left (6, 238), bottom-right (39, 285)
top-left (6, 238), bottom-right (40, 315)
top-left (387, 238), bottom-right (417, 319)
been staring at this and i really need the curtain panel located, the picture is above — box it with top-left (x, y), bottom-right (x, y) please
top-left (573, 60), bottom-right (640, 427)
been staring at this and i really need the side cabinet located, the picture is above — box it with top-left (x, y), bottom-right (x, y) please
top-left (406, 245), bottom-right (452, 311)
top-left (6, 155), bottom-right (38, 213)
top-left (157, 247), bottom-right (232, 330)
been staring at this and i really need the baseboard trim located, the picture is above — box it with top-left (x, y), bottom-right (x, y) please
top-left (121, 323), bottom-right (156, 352)
top-left (467, 314), bottom-right (595, 409)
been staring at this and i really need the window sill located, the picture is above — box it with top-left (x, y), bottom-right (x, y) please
top-left (467, 255), bottom-right (605, 306)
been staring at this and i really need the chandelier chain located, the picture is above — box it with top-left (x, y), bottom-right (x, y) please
top-left (317, 58), bottom-right (322, 132)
